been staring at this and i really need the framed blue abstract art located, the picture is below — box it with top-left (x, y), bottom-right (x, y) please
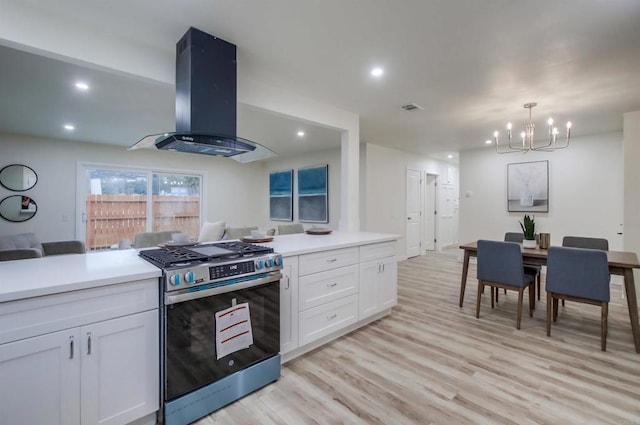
top-left (269, 170), bottom-right (293, 221)
top-left (298, 164), bottom-right (328, 223)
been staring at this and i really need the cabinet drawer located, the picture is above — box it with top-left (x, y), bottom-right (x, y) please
top-left (299, 294), bottom-right (358, 346)
top-left (299, 247), bottom-right (358, 276)
top-left (299, 265), bottom-right (358, 311)
top-left (359, 241), bottom-right (396, 263)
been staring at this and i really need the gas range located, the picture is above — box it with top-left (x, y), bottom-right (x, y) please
top-left (138, 241), bottom-right (283, 293)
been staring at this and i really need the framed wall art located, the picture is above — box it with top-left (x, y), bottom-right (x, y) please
top-left (298, 164), bottom-right (328, 223)
top-left (269, 169), bottom-right (293, 221)
top-left (507, 160), bottom-right (549, 212)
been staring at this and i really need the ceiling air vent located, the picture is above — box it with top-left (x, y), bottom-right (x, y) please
top-left (401, 103), bottom-right (424, 111)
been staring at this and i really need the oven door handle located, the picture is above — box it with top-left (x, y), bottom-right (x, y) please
top-left (165, 271), bottom-right (283, 305)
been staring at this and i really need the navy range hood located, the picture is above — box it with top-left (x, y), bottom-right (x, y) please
top-left (130, 27), bottom-right (276, 163)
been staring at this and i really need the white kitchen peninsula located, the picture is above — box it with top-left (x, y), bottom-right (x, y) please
top-left (0, 231), bottom-right (398, 423)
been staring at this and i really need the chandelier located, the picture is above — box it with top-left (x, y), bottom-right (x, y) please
top-left (491, 102), bottom-right (572, 154)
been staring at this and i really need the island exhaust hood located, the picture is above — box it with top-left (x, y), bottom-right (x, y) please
top-left (129, 27), bottom-right (276, 163)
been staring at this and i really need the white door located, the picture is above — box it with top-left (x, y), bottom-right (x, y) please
top-left (424, 174), bottom-right (437, 251)
top-left (0, 329), bottom-right (81, 425)
top-left (406, 169), bottom-right (422, 257)
top-left (439, 182), bottom-right (456, 248)
top-left (81, 310), bottom-right (159, 425)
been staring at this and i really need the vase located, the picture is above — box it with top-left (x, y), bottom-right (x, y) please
top-left (523, 239), bottom-right (537, 249)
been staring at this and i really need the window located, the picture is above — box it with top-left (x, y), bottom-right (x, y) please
top-left (80, 165), bottom-right (203, 251)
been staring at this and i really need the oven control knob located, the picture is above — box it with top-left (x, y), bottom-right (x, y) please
top-left (184, 271), bottom-right (195, 284)
top-left (275, 256), bottom-right (283, 267)
top-left (256, 260), bottom-right (265, 270)
top-left (266, 258), bottom-right (274, 268)
top-left (169, 274), bottom-right (181, 286)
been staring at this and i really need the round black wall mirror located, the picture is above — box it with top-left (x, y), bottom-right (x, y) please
top-left (0, 164), bottom-right (38, 191)
top-left (0, 195), bottom-right (37, 222)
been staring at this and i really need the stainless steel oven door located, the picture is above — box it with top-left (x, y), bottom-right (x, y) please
top-left (163, 272), bottom-right (281, 401)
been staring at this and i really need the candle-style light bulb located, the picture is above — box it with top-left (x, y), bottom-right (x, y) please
top-left (520, 131), bottom-right (526, 148)
top-left (566, 121), bottom-right (572, 140)
top-left (547, 117), bottom-right (554, 126)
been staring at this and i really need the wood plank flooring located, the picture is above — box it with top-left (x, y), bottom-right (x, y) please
top-left (195, 250), bottom-right (640, 425)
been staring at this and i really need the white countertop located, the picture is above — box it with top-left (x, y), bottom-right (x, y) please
top-left (264, 231), bottom-right (399, 257)
top-left (0, 249), bottom-right (160, 303)
top-left (0, 231), bottom-right (398, 303)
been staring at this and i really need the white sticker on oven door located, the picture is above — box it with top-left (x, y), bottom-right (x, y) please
top-left (215, 302), bottom-right (253, 360)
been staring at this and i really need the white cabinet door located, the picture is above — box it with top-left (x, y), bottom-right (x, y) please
top-left (379, 257), bottom-right (398, 310)
top-left (358, 260), bottom-right (379, 318)
top-left (81, 310), bottom-right (159, 425)
top-left (358, 256), bottom-right (398, 319)
top-left (280, 257), bottom-right (299, 354)
top-left (0, 329), bottom-right (81, 425)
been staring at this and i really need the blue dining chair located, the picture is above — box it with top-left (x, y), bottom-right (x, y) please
top-left (545, 246), bottom-right (610, 351)
top-left (476, 240), bottom-right (535, 329)
top-left (560, 236), bottom-right (609, 306)
top-left (505, 232), bottom-right (542, 302)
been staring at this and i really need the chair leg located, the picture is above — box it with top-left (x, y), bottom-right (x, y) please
top-left (537, 272), bottom-right (541, 301)
top-left (476, 281), bottom-right (483, 319)
top-left (546, 293), bottom-right (552, 336)
top-left (516, 288), bottom-right (524, 329)
top-left (562, 299), bottom-right (565, 307)
top-left (602, 302), bottom-right (608, 351)
top-left (495, 287), bottom-right (498, 303)
top-left (491, 286), bottom-right (495, 308)
top-left (553, 298), bottom-right (559, 322)
top-left (528, 284), bottom-right (534, 317)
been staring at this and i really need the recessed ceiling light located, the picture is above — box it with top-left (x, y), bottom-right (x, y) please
top-left (75, 81), bottom-right (89, 91)
top-left (370, 67), bottom-right (384, 78)
top-left (297, 131), bottom-right (305, 137)
top-left (447, 154), bottom-right (453, 159)
top-left (485, 140), bottom-right (493, 144)
top-left (64, 124), bottom-right (75, 131)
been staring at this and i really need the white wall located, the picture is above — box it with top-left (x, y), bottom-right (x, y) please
top-left (0, 133), bottom-right (267, 243)
top-left (459, 132), bottom-right (624, 250)
top-left (360, 142), bottom-right (457, 259)
top-left (263, 148), bottom-right (341, 230)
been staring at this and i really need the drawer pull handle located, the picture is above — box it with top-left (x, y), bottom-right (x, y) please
top-left (326, 258), bottom-right (337, 263)
top-left (327, 282), bottom-right (338, 287)
top-left (87, 332), bottom-right (92, 355)
top-left (285, 275), bottom-right (290, 290)
top-left (327, 313), bottom-right (337, 320)
top-left (69, 336), bottom-right (74, 359)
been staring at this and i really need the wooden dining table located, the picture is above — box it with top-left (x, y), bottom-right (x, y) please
top-left (458, 241), bottom-right (640, 353)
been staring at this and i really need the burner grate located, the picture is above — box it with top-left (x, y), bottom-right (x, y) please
top-left (138, 241), bottom-right (274, 269)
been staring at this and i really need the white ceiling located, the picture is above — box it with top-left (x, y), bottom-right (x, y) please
top-left (1, 0), bottom-right (640, 163)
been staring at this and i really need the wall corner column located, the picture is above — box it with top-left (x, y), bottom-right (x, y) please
top-left (339, 129), bottom-right (360, 232)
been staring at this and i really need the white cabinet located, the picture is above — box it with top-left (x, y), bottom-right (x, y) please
top-left (280, 256), bottom-right (299, 354)
top-left (81, 310), bottom-right (159, 425)
top-left (0, 329), bottom-right (81, 425)
top-left (0, 279), bottom-right (159, 425)
top-left (297, 248), bottom-right (359, 346)
top-left (359, 242), bottom-right (398, 319)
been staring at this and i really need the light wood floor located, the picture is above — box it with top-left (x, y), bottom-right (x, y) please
top-left (196, 250), bottom-right (640, 425)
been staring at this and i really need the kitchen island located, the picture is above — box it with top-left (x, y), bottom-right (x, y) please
top-left (0, 231), bottom-right (398, 424)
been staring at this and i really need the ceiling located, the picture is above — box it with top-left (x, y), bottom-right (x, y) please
top-left (1, 0), bottom-right (640, 164)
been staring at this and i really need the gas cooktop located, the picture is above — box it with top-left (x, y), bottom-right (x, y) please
top-left (139, 241), bottom-right (274, 269)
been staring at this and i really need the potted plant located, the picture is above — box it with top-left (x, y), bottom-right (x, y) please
top-left (519, 214), bottom-right (537, 248)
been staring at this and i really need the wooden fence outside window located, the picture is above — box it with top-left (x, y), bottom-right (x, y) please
top-left (86, 194), bottom-right (200, 250)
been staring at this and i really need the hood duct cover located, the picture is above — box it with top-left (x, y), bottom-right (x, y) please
top-left (130, 27), bottom-right (276, 163)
